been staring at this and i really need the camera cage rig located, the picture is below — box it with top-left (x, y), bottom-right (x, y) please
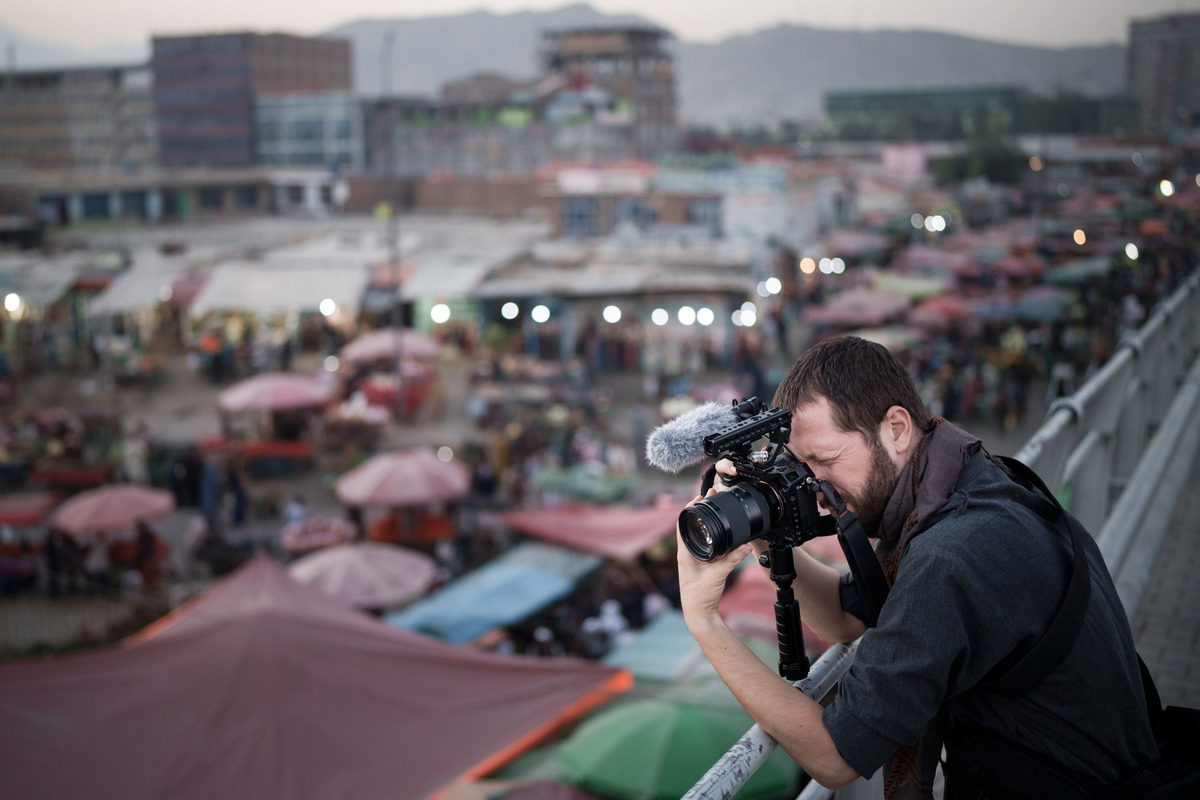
top-left (693, 396), bottom-right (890, 681)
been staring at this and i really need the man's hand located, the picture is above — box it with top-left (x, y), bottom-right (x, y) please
top-left (673, 490), bottom-right (860, 790)
top-left (676, 489), bottom-right (754, 626)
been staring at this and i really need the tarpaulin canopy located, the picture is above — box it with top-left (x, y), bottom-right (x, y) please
top-left (87, 269), bottom-right (180, 316)
top-left (188, 262), bottom-right (371, 317)
top-left (386, 542), bottom-right (603, 644)
top-left (499, 500), bottom-right (682, 562)
top-left (603, 610), bottom-right (704, 683)
top-left (0, 557), bottom-right (630, 800)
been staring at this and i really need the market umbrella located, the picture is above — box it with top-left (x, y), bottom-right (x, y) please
top-left (288, 541), bottom-right (439, 609)
top-left (279, 515), bottom-right (357, 554)
top-left (500, 780), bottom-right (605, 800)
top-left (339, 326), bottom-right (440, 362)
top-left (217, 372), bottom-right (334, 413)
top-left (554, 698), bottom-right (800, 800)
top-left (50, 484), bottom-right (175, 537)
top-left (908, 294), bottom-right (974, 330)
top-left (335, 447), bottom-right (470, 508)
top-left (1014, 286), bottom-right (1076, 323)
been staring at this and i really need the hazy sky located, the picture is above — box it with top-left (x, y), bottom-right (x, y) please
top-left (5, 0), bottom-right (1200, 49)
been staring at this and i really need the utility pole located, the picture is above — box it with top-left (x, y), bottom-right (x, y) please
top-left (380, 29), bottom-right (406, 422)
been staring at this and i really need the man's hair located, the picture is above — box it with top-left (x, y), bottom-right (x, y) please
top-left (772, 335), bottom-right (930, 440)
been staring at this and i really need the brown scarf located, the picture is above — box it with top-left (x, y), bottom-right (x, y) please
top-left (876, 418), bottom-right (982, 800)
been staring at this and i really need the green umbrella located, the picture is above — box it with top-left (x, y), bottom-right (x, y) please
top-left (555, 698), bottom-right (800, 800)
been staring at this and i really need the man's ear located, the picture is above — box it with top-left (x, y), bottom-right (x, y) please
top-left (880, 405), bottom-right (914, 457)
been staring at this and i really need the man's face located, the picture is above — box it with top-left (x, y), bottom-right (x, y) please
top-left (787, 396), bottom-right (901, 535)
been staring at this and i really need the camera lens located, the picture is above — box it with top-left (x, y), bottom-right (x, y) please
top-left (678, 483), bottom-right (775, 561)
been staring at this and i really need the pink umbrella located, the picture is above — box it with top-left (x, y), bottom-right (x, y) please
top-left (217, 372), bottom-right (334, 413)
top-left (279, 516), bottom-right (357, 554)
top-left (334, 448), bottom-right (470, 508)
top-left (51, 484), bottom-right (175, 537)
top-left (908, 294), bottom-right (975, 330)
top-left (339, 327), bottom-right (440, 363)
top-left (287, 542), bottom-right (439, 609)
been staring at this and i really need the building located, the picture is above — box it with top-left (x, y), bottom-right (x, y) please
top-left (152, 32), bottom-right (351, 168)
top-left (364, 94), bottom-right (558, 179)
top-left (0, 65), bottom-right (158, 173)
top-left (9, 167), bottom-right (345, 226)
top-left (1127, 12), bottom-right (1200, 136)
top-left (365, 26), bottom-right (680, 180)
top-left (541, 26), bottom-right (678, 158)
top-left (825, 86), bottom-right (1138, 142)
top-left (256, 93), bottom-right (364, 173)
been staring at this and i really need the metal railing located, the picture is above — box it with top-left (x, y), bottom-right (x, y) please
top-left (684, 270), bottom-right (1200, 800)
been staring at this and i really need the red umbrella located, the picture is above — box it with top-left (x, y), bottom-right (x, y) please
top-left (334, 448), bottom-right (469, 508)
top-left (51, 485), bottom-right (175, 537)
top-left (339, 327), bottom-right (440, 363)
top-left (0, 491), bottom-right (61, 528)
top-left (217, 372), bottom-right (333, 413)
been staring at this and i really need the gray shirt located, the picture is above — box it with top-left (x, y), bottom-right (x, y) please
top-left (824, 451), bottom-right (1159, 783)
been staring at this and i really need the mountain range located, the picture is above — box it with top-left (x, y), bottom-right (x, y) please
top-left (2, 3), bottom-right (1128, 127)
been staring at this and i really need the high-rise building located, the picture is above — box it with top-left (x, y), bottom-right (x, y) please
top-left (1127, 12), bottom-right (1200, 136)
top-left (0, 65), bottom-right (158, 172)
top-left (540, 26), bottom-right (678, 158)
top-left (151, 32), bottom-right (351, 168)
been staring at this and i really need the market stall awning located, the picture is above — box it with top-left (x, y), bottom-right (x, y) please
top-left (188, 261), bottom-right (370, 317)
top-left (0, 491), bottom-right (60, 527)
top-left (603, 610), bottom-right (702, 683)
top-left (0, 258), bottom-right (81, 308)
top-left (0, 557), bottom-right (630, 800)
top-left (385, 542), bottom-right (603, 644)
top-left (499, 500), bottom-right (682, 562)
top-left (87, 269), bottom-right (180, 316)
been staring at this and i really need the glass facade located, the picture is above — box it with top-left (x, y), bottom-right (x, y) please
top-left (255, 93), bottom-right (364, 172)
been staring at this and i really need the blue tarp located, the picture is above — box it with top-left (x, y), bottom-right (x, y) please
top-left (603, 611), bottom-right (700, 682)
top-left (385, 542), bottom-right (603, 644)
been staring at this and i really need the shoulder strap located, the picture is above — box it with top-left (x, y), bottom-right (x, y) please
top-left (977, 456), bottom-right (1092, 696)
top-left (836, 510), bottom-right (890, 629)
top-left (813, 477), bottom-right (890, 628)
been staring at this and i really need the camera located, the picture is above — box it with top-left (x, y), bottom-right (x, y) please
top-left (678, 397), bottom-right (835, 561)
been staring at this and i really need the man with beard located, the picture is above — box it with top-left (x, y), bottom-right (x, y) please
top-left (676, 336), bottom-right (1158, 798)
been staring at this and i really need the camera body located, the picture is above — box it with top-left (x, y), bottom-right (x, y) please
top-left (678, 397), bottom-right (835, 561)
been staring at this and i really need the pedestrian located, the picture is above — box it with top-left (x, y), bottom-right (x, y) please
top-left (676, 335), bottom-right (1159, 796)
top-left (225, 447), bottom-right (249, 528)
top-left (134, 521), bottom-right (161, 591)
